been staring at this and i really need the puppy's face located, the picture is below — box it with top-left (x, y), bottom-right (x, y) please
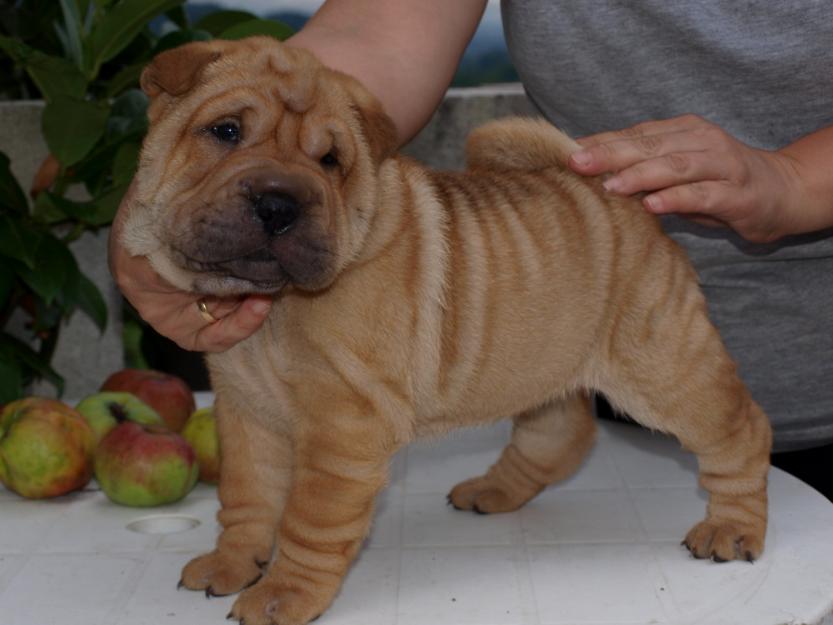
top-left (123, 37), bottom-right (397, 296)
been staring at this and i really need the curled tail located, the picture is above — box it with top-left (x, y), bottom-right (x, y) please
top-left (465, 117), bottom-right (581, 172)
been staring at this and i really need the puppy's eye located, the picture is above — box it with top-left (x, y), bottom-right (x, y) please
top-left (210, 123), bottom-right (241, 144)
top-left (320, 152), bottom-right (338, 168)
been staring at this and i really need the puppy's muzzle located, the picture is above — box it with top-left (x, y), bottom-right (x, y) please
top-left (251, 191), bottom-right (301, 236)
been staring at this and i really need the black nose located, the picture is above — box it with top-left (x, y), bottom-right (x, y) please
top-left (253, 192), bottom-right (300, 236)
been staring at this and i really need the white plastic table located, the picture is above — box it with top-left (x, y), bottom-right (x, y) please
top-left (2, 393), bottom-right (832, 625)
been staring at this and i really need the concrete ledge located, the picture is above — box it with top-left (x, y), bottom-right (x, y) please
top-left (404, 83), bottom-right (537, 170)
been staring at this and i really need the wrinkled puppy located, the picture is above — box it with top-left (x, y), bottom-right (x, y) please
top-left (124, 37), bottom-right (772, 625)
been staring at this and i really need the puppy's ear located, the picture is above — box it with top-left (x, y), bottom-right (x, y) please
top-left (352, 100), bottom-right (399, 164)
top-left (140, 42), bottom-right (222, 98)
top-left (341, 77), bottom-right (399, 163)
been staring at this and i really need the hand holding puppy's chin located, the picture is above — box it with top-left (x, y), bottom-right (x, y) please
top-left (109, 208), bottom-right (272, 352)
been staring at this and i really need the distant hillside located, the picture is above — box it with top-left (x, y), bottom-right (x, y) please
top-left (181, 3), bottom-right (516, 87)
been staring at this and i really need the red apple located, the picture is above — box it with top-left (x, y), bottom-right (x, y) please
top-left (101, 369), bottom-right (195, 432)
top-left (94, 422), bottom-right (199, 507)
top-left (0, 398), bottom-right (95, 498)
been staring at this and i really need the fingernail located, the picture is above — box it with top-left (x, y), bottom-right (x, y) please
top-left (251, 299), bottom-right (271, 315)
top-left (644, 195), bottom-right (663, 212)
top-left (603, 176), bottom-right (622, 193)
top-left (570, 150), bottom-right (592, 168)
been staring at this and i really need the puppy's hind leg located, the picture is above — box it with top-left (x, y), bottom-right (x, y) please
top-left (599, 271), bottom-right (772, 562)
top-left (448, 392), bottom-right (596, 514)
top-left (180, 392), bottom-right (292, 596)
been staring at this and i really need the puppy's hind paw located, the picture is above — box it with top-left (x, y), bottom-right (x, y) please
top-left (683, 519), bottom-right (764, 563)
top-left (447, 475), bottom-right (527, 514)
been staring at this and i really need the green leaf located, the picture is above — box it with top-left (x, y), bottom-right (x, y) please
top-left (42, 95), bottom-right (110, 166)
top-left (0, 215), bottom-right (40, 268)
top-left (0, 334), bottom-right (65, 396)
top-left (88, 0), bottom-right (184, 74)
top-left (68, 133), bottom-right (133, 191)
top-left (86, 183), bottom-right (128, 225)
top-left (30, 294), bottom-right (65, 334)
top-left (25, 53), bottom-right (88, 101)
top-left (54, 256), bottom-right (81, 315)
top-left (37, 192), bottom-right (98, 224)
top-left (105, 62), bottom-right (145, 98)
top-left (57, 0), bottom-right (86, 71)
top-left (122, 316), bottom-right (150, 369)
top-left (0, 264), bottom-right (14, 307)
top-left (218, 19), bottom-right (295, 42)
top-left (107, 88), bottom-right (148, 138)
top-left (0, 36), bottom-right (87, 101)
top-left (151, 28), bottom-right (212, 55)
top-left (76, 271), bottom-right (107, 332)
top-left (32, 191), bottom-right (72, 225)
top-left (195, 10), bottom-right (258, 36)
top-left (16, 233), bottom-right (77, 304)
top-left (0, 356), bottom-right (24, 404)
top-left (35, 185), bottom-right (125, 227)
top-left (112, 141), bottom-right (140, 187)
top-left (0, 152), bottom-right (29, 215)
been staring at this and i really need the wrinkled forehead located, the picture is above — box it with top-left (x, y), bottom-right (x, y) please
top-left (160, 41), bottom-right (358, 156)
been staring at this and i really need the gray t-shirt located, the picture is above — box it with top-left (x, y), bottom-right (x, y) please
top-left (501, 0), bottom-right (833, 452)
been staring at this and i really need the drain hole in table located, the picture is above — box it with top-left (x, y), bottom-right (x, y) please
top-left (126, 514), bottom-right (201, 535)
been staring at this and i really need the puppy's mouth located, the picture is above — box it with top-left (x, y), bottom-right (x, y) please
top-left (178, 247), bottom-right (289, 294)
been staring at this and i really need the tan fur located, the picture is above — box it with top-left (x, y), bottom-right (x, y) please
top-left (126, 38), bottom-right (772, 625)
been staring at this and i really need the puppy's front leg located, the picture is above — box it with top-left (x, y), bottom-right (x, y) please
top-left (181, 393), bottom-right (292, 596)
top-left (229, 406), bottom-right (396, 625)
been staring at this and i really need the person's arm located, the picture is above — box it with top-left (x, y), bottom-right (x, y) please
top-left (567, 115), bottom-right (833, 243)
top-left (109, 0), bottom-right (485, 353)
top-left (778, 125), bottom-right (833, 237)
top-left (288, 0), bottom-right (487, 144)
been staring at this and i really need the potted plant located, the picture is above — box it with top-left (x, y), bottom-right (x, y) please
top-left (0, 0), bottom-right (292, 402)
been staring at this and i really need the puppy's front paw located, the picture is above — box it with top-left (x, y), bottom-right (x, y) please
top-left (447, 475), bottom-right (527, 514)
top-left (683, 519), bottom-right (765, 562)
top-left (180, 549), bottom-right (268, 596)
top-left (228, 578), bottom-right (329, 625)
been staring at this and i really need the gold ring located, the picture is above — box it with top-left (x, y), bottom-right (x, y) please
top-left (196, 299), bottom-right (218, 324)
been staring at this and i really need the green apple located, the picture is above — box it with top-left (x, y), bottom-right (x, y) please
top-left (75, 391), bottom-right (166, 443)
top-left (0, 397), bottom-right (95, 499)
top-left (94, 422), bottom-right (199, 507)
top-left (181, 407), bottom-right (220, 483)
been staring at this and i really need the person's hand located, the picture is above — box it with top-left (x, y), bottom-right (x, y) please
top-left (567, 114), bottom-right (804, 243)
top-left (108, 185), bottom-right (272, 353)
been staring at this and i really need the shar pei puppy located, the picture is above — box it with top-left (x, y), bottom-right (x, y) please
top-left (121, 37), bottom-right (772, 625)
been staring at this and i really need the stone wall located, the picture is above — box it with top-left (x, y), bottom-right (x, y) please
top-left (405, 83), bottom-right (537, 169)
top-left (0, 84), bottom-right (537, 398)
